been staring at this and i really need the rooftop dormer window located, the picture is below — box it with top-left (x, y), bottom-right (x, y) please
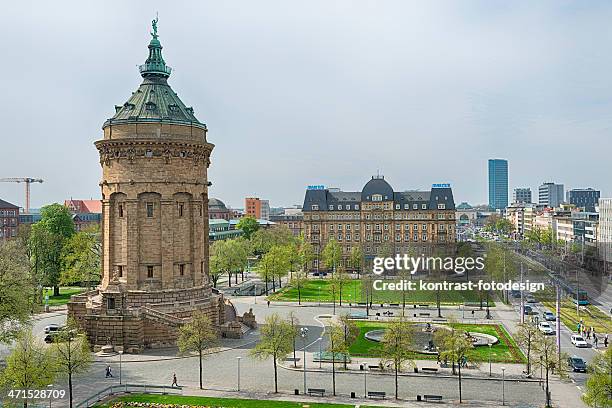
top-left (372, 194), bottom-right (383, 202)
top-left (145, 102), bottom-right (157, 111)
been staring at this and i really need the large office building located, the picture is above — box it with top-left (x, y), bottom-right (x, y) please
top-left (538, 182), bottom-right (564, 207)
top-left (567, 188), bottom-right (600, 212)
top-left (245, 197), bottom-right (270, 220)
top-left (302, 176), bottom-right (456, 271)
top-left (513, 188), bottom-right (532, 204)
top-left (488, 159), bottom-right (508, 210)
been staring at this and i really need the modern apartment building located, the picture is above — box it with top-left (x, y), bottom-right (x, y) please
top-left (598, 198), bottom-right (612, 268)
top-left (513, 188), bottom-right (532, 204)
top-left (245, 197), bottom-right (270, 220)
top-left (488, 159), bottom-right (508, 210)
top-left (567, 188), bottom-right (600, 212)
top-left (0, 199), bottom-right (19, 240)
top-left (538, 182), bottom-right (564, 208)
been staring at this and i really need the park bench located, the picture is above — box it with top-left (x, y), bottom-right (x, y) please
top-left (419, 304), bottom-right (429, 308)
top-left (308, 388), bottom-right (325, 397)
top-left (389, 303), bottom-right (399, 307)
top-left (368, 364), bottom-right (381, 370)
top-left (284, 357), bottom-right (300, 362)
top-left (424, 394), bottom-right (443, 402)
top-left (421, 367), bottom-right (439, 373)
top-left (367, 391), bottom-right (386, 399)
top-left (418, 312), bottom-right (431, 317)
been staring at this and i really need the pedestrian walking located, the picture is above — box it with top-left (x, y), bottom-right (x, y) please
top-left (172, 372), bottom-right (178, 387)
top-left (267, 300), bottom-right (270, 308)
top-left (577, 322), bottom-right (581, 333)
top-left (105, 365), bottom-right (113, 378)
top-left (586, 328), bottom-right (591, 339)
top-left (604, 334), bottom-right (609, 348)
top-left (594, 335), bottom-right (599, 348)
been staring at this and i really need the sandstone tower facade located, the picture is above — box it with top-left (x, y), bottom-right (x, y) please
top-left (68, 20), bottom-right (239, 352)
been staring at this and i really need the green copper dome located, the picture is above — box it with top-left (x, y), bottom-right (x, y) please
top-left (104, 18), bottom-right (206, 130)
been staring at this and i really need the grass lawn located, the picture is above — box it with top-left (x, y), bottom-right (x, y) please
top-left (348, 321), bottom-right (525, 364)
top-left (96, 394), bottom-right (385, 408)
top-left (270, 279), bottom-right (489, 306)
top-left (542, 300), bottom-right (611, 334)
top-left (42, 287), bottom-right (87, 306)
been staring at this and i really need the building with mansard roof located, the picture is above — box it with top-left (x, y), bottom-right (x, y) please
top-left (302, 176), bottom-right (456, 271)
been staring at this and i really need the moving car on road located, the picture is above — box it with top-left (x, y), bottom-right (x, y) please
top-left (538, 322), bottom-right (554, 335)
top-left (523, 305), bottom-right (534, 315)
top-left (570, 334), bottom-right (589, 348)
top-left (542, 311), bottom-right (556, 321)
top-left (567, 356), bottom-right (587, 372)
top-left (44, 324), bottom-right (62, 334)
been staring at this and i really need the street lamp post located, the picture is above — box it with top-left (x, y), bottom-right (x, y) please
top-left (501, 367), bottom-right (506, 406)
top-left (300, 327), bottom-right (309, 395)
top-left (118, 351), bottom-right (124, 385)
top-left (318, 286), bottom-right (321, 306)
top-left (363, 364), bottom-right (368, 398)
top-left (488, 344), bottom-right (492, 376)
top-left (236, 356), bottom-right (241, 391)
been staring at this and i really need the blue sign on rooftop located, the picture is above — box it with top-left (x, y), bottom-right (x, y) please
top-left (432, 183), bottom-right (451, 188)
top-left (307, 185), bottom-right (325, 190)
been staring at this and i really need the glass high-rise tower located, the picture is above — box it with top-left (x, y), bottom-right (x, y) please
top-left (488, 159), bottom-right (508, 210)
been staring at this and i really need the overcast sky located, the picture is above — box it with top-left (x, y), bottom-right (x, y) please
top-left (1, 1), bottom-right (611, 210)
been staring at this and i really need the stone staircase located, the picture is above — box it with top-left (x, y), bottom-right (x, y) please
top-left (140, 306), bottom-right (185, 327)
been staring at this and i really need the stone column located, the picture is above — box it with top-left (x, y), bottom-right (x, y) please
top-left (161, 199), bottom-right (174, 289)
top-left (126, 199), bottom-right (139, 289)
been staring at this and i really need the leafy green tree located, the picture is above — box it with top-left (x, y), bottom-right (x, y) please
top-left (322, 239), bottom-right (342, 272)
top-left (338, 314), bottom-right (358, 369)
top-left (177, 312), bottom-right (219, 389)
top-left (533, 335), bottom-right (560, 408)
top-left (251, 225), bottom-right (296, 256)
top-left (326, 322), bottom-right (346, 396)
top-left (236, 216), bottom-right (259, 239)
top-left (250, 314), bottom-right (294, 393)
top-left (290, 269), bottom-right (309, 305)
top-left (435, 324), bottom-right (474, 403)
top-left (299, 239), bottom-right (315, 272)
top-left (208, 247), bottom-right (224, 288)
top-left (379, 318), bottom-right (415, 399)
top-left (60, 225), bottom-right (101, 288)
top-left (516, 322), bottom-right (542, 376)
top-left (0, 239), bottom-right (34, 343)
top-left (329, 267), bottom-right (350, 310)
top-left (0, 330), bottom-right (55, 408)
top-left (50, 319), bottom-right (93, 408)
top-left (349, 245), bottom-right (363, 277)
top-left (258, 245), bottom-right (290, 293)
top-left (582, 347), bottom-right (612, 407)
top-left (30, 204), bottom-right (75, 296)
top-left (286, 312), bottom-right (300, 368)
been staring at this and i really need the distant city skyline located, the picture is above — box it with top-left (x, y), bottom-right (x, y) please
top-left (2, 1), bottom-right (612, 209)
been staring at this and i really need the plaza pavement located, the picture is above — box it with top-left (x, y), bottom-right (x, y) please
top-left (19, 298), bottom-right (588, 408)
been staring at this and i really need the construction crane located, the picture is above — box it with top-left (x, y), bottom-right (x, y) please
top-left (0, 178), bottom-right (44, 214)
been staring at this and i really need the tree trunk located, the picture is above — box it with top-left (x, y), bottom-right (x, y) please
top-left (272, 278), bottom-right (276, 292)
top-left (69, 372), bottom-right (73, 408)
top-left (339, 287), bottom-right (342, 306)
top-left (293, 339), bottom-right (297, 368)
top-left (273, 357), bottom-right (279, 393)
top-left (332, 355), bottom-right (336, 396)
top-left (228, 272), bottom-right (232, 287)
top-left (395, 364), bottom-right (399, 399)
top-left (265, 278), bottom-right (269, 295)
top-left (199, 349), bottom-right (203, 389)
top-left (458, 359), bottom-right (462, 403)
top-left (545, 368), bottom-right (550, 407)
top-left (437, 290), bottom-right (442, 318)
top-left (298, 286), bottom-right (302, 305)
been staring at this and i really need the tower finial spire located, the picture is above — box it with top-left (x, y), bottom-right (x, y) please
top-left (139, 15), bottom-right (172, 78)
top-left (151, 14), bottom-right (159, 39)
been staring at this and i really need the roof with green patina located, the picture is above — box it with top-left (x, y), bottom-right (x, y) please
top-left (104, 19), bottom-right (205, 129)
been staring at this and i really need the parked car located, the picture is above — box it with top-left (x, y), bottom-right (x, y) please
top-left (538, 322), bottom-right (554, 335)
top-left (511, 290), bottom-right (521, 298)
top-left (525, 294), bottom-right (537, 303)
top-left (542, 311), bottom-right (556, 321)
top-left (44, 333), bottom-right (59, 344)
top-left (44, 324), bottom-right (62, 334)
top-left (523, 305), bottom-right (534, 315)
top-left (567, 356), bottom-right (587, 372)
top-left (570, 334), bottom-right (589, 348)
